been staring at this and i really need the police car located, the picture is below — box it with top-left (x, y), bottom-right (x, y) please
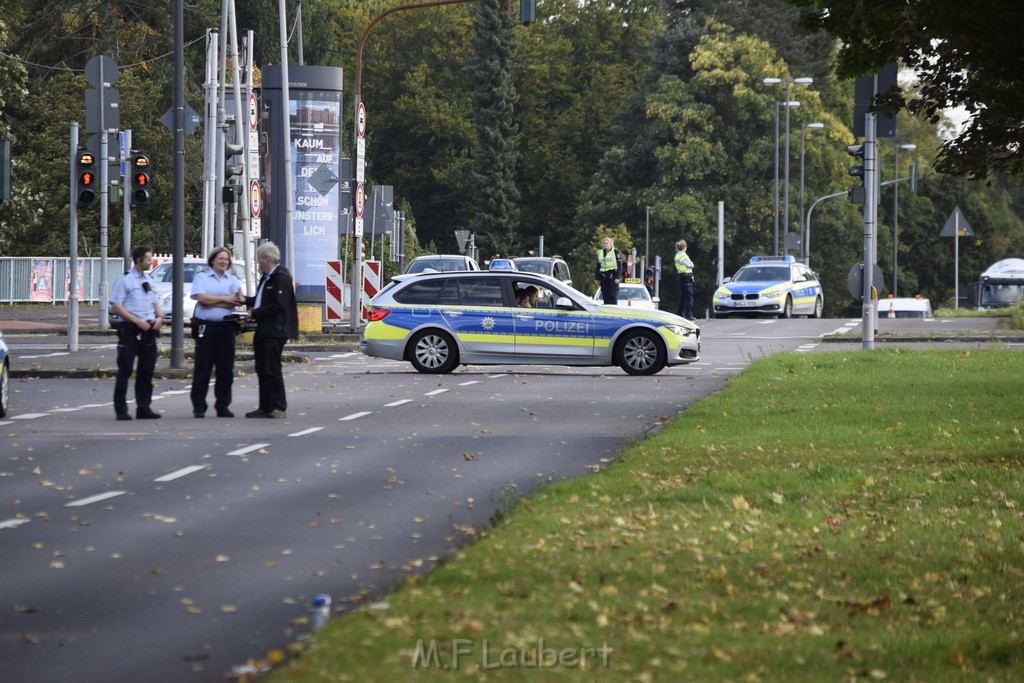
top-left (360, 271), bottom-right (700, 375)
top-left (712, 256), bottom-right (823, 318)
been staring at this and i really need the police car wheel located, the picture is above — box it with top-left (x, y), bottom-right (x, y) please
top-left (408, 329), bottom-right (459, 374)
top-left (781, 296), bottom-right (794, 319)
top-left (616, 329), bottom-right (666, 376)
top-left (812, 296), bottom-right (823, 319)
top-left (0, 360), bottom-right (8, 418)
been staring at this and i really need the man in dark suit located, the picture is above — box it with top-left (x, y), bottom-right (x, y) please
top-left (244, 241), bottom-right (299, 418)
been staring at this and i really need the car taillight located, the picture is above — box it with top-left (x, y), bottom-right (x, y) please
top-left (366, 307), bottom-right (391, 321)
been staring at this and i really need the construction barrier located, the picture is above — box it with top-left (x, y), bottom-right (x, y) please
top-left (361, 260), bottom-right (381, 320)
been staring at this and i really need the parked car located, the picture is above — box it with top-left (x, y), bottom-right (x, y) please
top-left (511, 256), bottom-right (573, 286)
top-left (0, 330), bottom-right (9, 418)
top-left (149, 259), bottom-right (248, 321)
top-left (361, 270), bottom-right (700, 376)
top-left (592, 279), bottom-right (658, 310)
top-left (403, 255), bottom-right (480, 275)
top-left (712, 255), bottom-right (823, 318)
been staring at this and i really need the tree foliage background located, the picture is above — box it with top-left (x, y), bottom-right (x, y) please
top-left (1, 0), bottom-right (1022, 314)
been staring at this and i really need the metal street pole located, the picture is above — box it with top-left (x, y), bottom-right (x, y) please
top-left (645, 205), bottom-right (650, 267)
top-left (773, 102), bottom-right (780, 256)
top-left (763, 77), bottom-right (812, 257)
top-left (783, 81), bottom-right (792, 255)
top-left (893, 142), bottom-right (916, 297)
top-left (799, 122), bottom-right (823, 262)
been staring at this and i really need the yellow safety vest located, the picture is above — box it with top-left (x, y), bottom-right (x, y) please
top-left (597, 249), bottom-right (617, 273)
top-left (674, 251), bottom-right (693, 275)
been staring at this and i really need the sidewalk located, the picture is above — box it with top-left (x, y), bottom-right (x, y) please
top-left (0, 303), bottom-right (360, 379)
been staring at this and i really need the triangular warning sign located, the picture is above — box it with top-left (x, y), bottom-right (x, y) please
top-left (940, 206), bottom-right (974, 237)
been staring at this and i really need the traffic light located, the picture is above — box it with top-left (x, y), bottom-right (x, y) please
top-left (76, 149), bottom-right (98, 208)
top-left (643, 267), bottom-right (655, 294)
top-left (520, 0), bottom-right (536, 23)
top-left (224, 141), bottom-right (244, 181)
top-left (130, 153), bottom-right (151, 207)
top-left (846, 144), bottom-right (865, 178)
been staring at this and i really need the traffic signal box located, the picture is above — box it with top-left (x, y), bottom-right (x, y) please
top-left (76, 150), bottom-right (98, 208)
top-left (643, 268), bottom-right (655, 294)
top-left (130, 153), bottom-right (151, 207)
top-left (846, 144), bottom-right (866, 205)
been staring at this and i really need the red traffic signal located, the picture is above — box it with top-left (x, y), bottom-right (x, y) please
top-left (130, 153), bottom-right (151, 207)
top-left (76, 150), bottom-right (97, 208)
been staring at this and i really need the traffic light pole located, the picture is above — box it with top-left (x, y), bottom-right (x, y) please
top-left (122, 129), bottom-right (132, 272)
top-left (98, 61), bottom-right (111, 332)
top-left (861, 113), bottom-right (877, 350)
top-left (69, 123), bottom-right (80, 352)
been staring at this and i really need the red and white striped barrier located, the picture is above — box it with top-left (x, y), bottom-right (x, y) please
top-left (361, 260), bottom-right (381, 320)
top-left (325, 260), bottom-right (345, 320)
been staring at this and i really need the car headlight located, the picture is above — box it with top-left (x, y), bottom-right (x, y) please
top-left (160, 293), bottom-right (173, 308)
top-left (714, 290), bottom-right (730, 300)
top-left (664, 324), bottom-right (694, 337)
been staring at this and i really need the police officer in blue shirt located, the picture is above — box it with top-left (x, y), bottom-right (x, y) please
top-left (190, 247), bottom-right (245, 418)
top-left (110, 245), bottom-right (163, 420)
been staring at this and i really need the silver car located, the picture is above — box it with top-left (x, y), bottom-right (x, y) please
top-left (360, 271), bottom-right (700, 376)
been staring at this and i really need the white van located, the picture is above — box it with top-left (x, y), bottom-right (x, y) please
top-left (878, 297), bottom-right (933, 319)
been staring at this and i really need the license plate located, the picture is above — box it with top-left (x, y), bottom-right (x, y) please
top-left (735, 300), bottom-right (757, 307)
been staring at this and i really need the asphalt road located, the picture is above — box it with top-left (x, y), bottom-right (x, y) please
top-left (0, 316), bottom-right (1017, 682)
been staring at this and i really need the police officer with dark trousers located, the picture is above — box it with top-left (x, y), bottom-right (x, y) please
top-left (110, 245), bottom-right (163, 421)
top-left (190, 247), bottom-right (244, 418)
top-left (593, 237), bottom-right (624, 305)
top-left (674, 239), bottom-right (695, 319)
top-left (244, 242), bottom-right (299, 419)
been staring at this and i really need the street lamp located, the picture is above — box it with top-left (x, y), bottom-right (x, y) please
top-left (764, 77), bottom-right (813, 256)
top-left (799, 122), bottom-right (824, 261)
top-left (892, 142), bottom-right (916, 296)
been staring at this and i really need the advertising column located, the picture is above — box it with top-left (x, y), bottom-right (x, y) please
top-left (260, 65), bottom-right (344, 302)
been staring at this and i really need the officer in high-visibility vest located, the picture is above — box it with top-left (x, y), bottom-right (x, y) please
top-left (593, 237), bottom-right (624, 305)
top-left (674, 239), bottom-right (694, 319)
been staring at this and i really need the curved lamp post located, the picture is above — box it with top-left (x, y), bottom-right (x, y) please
top-left (892, 142), bottom-right (916, 296)
top-left (799, 122), bottom-right (824, 261)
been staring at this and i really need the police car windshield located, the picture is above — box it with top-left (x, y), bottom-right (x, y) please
top-left (733, 266), bottom-right (789, 283)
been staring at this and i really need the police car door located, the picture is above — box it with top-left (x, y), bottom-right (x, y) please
top-left (439, 276), bottom-right (515, 357)
top-left (511, 281), bottom-right (596, 360)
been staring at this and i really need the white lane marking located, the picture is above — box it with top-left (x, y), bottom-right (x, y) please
top-left (487, 374), bottom-right (508, 379)
top-left (0, 421), bottom-right (12, 426)
top-left (340, 411), bottom-right (372, 421)
top-left (458, 381), bottom-right (479, 386)
top-left (329, 352), bottom-right (357, 358)
top-left (154, 465), bottom-right (207, 482)
top-left (65, 491), bottom-right (127, 507)
top-left (227, 443), bottom-right (271, 456)
top-left (0, 518), bottom-right (31, 529)
top-left (49, 407), bottom-right (85, 413)
top-left (384, 399), bottom-right (412, 407)
top-left (17, 352), bottom-right (71, 359)
top-left (160, 389), bottom-right (190, 396)
top-left (12, 413), bottom-right (48, 420)
top-left (289, 427), bottom-right (324, 437)
top-left (424, 389), bottom-right (448, 396)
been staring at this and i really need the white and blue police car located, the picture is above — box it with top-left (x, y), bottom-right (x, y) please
top-left (360, 270), bottom-right (700, 375)
top-left (712, 256), bottom-right (823, 318)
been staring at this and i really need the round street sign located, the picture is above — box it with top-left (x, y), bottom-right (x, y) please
top-left (357, 102), bottom-right (366, 139)
top-left (355, 182), bottom-right (365, 217)
top-left (250, 180), bottom-right (261, 218)
top-left (248, 93), bottom-right (258, 131)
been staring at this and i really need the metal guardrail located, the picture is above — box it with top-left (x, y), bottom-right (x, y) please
top-left (0, 257), bottom-right (128, 304)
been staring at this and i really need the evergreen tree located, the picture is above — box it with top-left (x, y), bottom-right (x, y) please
top-left (469, 0), bottom-right (521, 258)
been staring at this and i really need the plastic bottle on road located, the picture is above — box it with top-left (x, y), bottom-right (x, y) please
top-left (311, 593), bottom-right (332, 631)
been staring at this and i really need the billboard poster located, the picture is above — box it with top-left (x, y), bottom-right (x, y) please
top-left (30, 259), bottom-right (53, 302)
top-left (65, 261), bottom-right (85, 301)
top-left (289, 92), bottom-right (342, 300)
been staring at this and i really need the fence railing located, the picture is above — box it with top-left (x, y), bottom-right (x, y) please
top-left (0, 257), bottom-right (129, 304)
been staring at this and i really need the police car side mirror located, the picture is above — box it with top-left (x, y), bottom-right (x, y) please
top-left (723, 277), bottom-right (732, 284)
top-left (555, 297), bottom-right (574, 309)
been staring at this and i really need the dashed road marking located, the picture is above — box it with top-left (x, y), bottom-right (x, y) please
top-left (340, 411), bottom-right (372, 421)
top-left (154, 465), bottom-right (207, 482)
top-left (227, 444), bottom-right (271, 456)
top-left (289, 427), bottom-right (324, 437)
top-left (65, 491), bottom-right (127, 507)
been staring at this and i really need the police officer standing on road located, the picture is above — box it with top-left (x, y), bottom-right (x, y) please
top-left (190, 247), bottom-right (245, 418)
top-left (675, 239), bottom-right (695, 319)
top-left (594, 237), bottom-right (623, 305)
top-left (109, 245), bottom-right (163, 420)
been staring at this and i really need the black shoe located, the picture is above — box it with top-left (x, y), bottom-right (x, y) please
top-left (266, 409), bottom-right (286, 419)
top-left (136, 410), bottom-right (162, 420)
top-left (116, 413), bottom-right (132, 421)
top-left (194, 411), bottom-right (205, 418)
top-left (216, 409), bottom-right (234, 418)
top-left (245, 409), bottom-right (268, 419)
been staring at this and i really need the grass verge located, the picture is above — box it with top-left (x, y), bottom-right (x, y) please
top-left (264, 349), bottom-right (1024, 682)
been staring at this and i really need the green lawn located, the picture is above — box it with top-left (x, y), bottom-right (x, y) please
top-left (263, 349), bottom-right (1024, 682)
